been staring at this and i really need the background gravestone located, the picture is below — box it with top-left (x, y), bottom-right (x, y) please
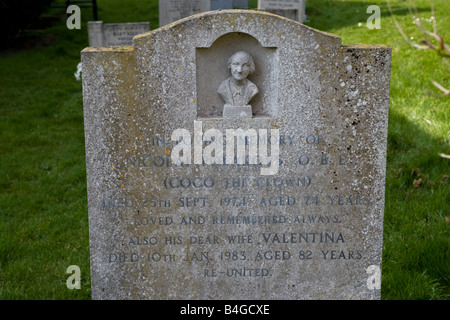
top-left (82, 10), bottom-right (391, 300)
top-left (209, 0), bottom-right (249, 11)
top-left (88, 21), bottom-right (150, 47)
top-left (159, 0), bottom-right (210, 27)
top-left (258, 0), bottom-right (306, 22)
top-left (211, 0), bottom-right (233, 10)
top-left (233, 0), bottom-right (249, 8)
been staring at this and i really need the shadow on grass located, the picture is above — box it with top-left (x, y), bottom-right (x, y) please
top-left (383, 107), bottom-right (449, 299)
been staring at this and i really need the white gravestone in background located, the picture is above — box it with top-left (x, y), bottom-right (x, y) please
top-left (159, 0), bottom-right (211, 27)
top-left (233, 0), bottom-right (249, 8)
top-left (88, 21), bottom-right (150, 47)
top-left (211, 0), bottom-right (233, 10)
top-left (258, 0), bottom-right (306, 22)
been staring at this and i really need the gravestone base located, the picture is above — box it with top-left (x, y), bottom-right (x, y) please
top-left (223, 104), bottom-right (252, 118)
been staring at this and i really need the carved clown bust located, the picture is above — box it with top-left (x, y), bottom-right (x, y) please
top-left (218, 51), bottom-right (258, 118)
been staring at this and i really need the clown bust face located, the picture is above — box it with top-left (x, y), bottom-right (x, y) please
top-left (229, 51), bottom-right (254, 81)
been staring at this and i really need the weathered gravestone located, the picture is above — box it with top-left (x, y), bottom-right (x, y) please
top-left (88, 21), bottom-right (150, 47)
top-left (210, 0), bottom-right (249, 11)
top-left (233, 0), bottom-right (249, 8)
top-left (159, 0), bottom-right (210, 27)
top-left (211, 0), bottom-right (233, 10)
top-left (82, 10), bottom-right (391, 300)
top-left (258, 0), bottom-right (306, 22)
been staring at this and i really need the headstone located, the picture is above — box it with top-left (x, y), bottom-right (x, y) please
top-left (159, 0), bottom-right (210, 27)
top-left (211, 0), bottom-right (248, 10)
top-left (211, 0), bottom-right (233, 10)
top-left (233, 0), bottom-right (249, 8)
top-left (82, 10), bottom-right (391, 300)
top-left (258, 0), bottom-right (306, 22)
top-left (87, 21), bottom-right (150, 47)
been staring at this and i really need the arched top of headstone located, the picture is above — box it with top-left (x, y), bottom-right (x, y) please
top-left (134, 9), bottom-right (341, 50)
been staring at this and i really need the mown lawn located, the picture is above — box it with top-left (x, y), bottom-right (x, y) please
top-left (0, 0), bottom-right (448, 299)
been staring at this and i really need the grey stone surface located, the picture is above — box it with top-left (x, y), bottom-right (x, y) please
top-left (211, 0), bottom-right (233, 10)
top-left (233, 0), bottom-right (249, 8)
top-left (87, 21), bottom-right (150, 47)
top-left (223, 105), bottom-right (252, 117)
top-left (258, 0), bottom-right (306, 22)
top-left (82, 10), bottom-right (391, 300)
top-left (159, 0), bottom-right (210, 27)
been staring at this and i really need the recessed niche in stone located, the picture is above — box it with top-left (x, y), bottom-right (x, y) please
top-left (196, 32), bottom-right (278, 119)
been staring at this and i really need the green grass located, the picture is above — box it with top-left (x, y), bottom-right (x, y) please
top-left (0, 0), bottom-right (448, 299)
